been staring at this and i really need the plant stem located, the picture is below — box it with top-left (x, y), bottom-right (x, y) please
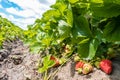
top-left (44, 70), bottom-right (48, 80)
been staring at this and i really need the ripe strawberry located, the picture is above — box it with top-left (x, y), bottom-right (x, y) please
top-left (50, 56), bottom-right (60, 67)
top-left (100, 59), bottom-right (112, 74)
top-left (82, 63), bottom-right (93, 74)
top-left (75, 61), bottom-right (85, 70)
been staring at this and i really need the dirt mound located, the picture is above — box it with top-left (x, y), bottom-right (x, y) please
top-left (0, 38), bottom-right (41, 80)
top-left (0, 38), bottom-right (120, 80)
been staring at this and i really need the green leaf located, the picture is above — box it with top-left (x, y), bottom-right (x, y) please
top-left (79, 38), bottom-right (90, 44)
top-left (103, 18), bottom-right (120, 42)
top-left (38, 55), bottom-right (55, 73)
top-left (29, 42), bottom-right (41, 54)
top-left (65, 9), bottom-right (73, 27)
top-left (103, 0), bottom-right (120, 5)
top-left (38, 67), bottom-right (47, 73)
top-left (90, 3), bottom-right (120, 18)
top-left (42, 10), bottom-right (61, 22)
top-left (68, 0), bottom-right (79, 4)
top-left (78, 40), bottom-right (89, 58)
top-left (43, 55), bottom-right (54, 66)
top-left (41, 38), bottom-right (52, 47)
top-left (78, 38), bottom-right (100, 59)
top-left (88, 39), bottom-right (100, 59)
top-left (73, 15), bottom-right (92, 37)
top-left (71, 15), bottom-right (92, 44)
top-left (90, 0), bottom-right (103, 3)
top-left (36, 32), bottom-right (46, 42)
top-left (51, 1), bottom-right (67, 16)
top-left (57, 20), bottom-right (71, 42)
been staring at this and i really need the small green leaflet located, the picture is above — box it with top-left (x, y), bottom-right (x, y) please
top-left (38, 55), bottom-right (55, 73)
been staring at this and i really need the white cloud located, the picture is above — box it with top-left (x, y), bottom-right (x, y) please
top-left (6, 7), bottom-right (36, 18)
top-left (9, 0), bottom-right (51, 9)
top-left (7, 0), bottom-right (55, 17)
top-left (1, 0), bottom-right (56, 29)
top-left (0, 12), bottom-right (7, 18)
top-left (47, 0), bottom-right (56, 4)
top-left (8, 15), bottom-right (35, 29)
top-left (0, 12), bottom-right (35, 29)
top-left (0, 5), bottom-right (2, 8)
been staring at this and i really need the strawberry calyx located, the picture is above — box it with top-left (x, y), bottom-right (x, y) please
top-left (77, 68), bottom-right (83, 74)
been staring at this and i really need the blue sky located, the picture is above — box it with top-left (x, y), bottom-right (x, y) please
top-left (0, 0), bottom-right (56, 29)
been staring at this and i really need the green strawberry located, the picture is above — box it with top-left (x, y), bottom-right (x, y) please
top-left (77, 68), bottom-right (83, 74)
top-left (74, 56), bottom-right (80, 62)
top-left (95, 61), bottom-right (100, 68)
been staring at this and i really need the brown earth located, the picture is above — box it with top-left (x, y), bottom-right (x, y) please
top-left (0, 39), bottom-right (120, 80)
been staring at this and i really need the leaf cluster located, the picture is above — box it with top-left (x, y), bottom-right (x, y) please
top-left (24, 0), bottom-right (120, 60)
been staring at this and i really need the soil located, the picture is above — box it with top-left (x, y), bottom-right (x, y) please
top-left (0, 38), bottom-right (41, 80)
top-left (0, 38), bottom-right (120, 80)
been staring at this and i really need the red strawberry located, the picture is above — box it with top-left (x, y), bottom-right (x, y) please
top-left (50, 56), bottom-right (60, 67)
top-left (100, 59), bottom-right (112, 74)
top-left (82, 63), bottom-right (93, 74)
top-left (75, 61), bottom-right (85, 70)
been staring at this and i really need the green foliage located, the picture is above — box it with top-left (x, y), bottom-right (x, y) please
top-left (90, 0), bottom-right (120, 17)
top-left (68, 0), bottom-right (79, 4)
top-left (78, 38), bottom-right (100, 59)
top-left (73, 15), bottom-right (92, 38)
top-left (103, 17), bottom-right (120, 42)
top-left (0, 16), bottom-right (23, 49)
top-left (38, 55), bottom-right (55, 73)
top-left (24, 0), bottom-right (120, 60)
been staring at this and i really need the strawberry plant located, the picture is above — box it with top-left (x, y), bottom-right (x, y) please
top-left (0, 0), bottom-right (120, 78)
top-left (20, 1), bottom-right (120, 77)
